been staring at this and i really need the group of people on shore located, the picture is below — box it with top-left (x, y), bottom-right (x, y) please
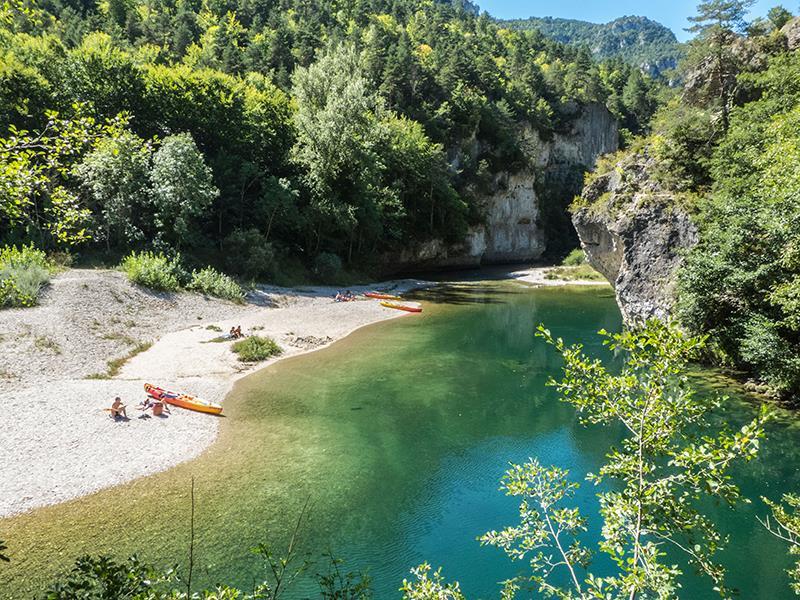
top-left (108, 395), bottom-right (171, 420)
top-left (229, 325), bottom-right (244, 339)
top-left (334, 291), bottom-right (358, 302)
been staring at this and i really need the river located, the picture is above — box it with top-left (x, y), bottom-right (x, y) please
top-left (1, 282), bottom-right (798, 598)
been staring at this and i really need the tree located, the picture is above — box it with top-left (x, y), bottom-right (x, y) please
top-left (291, 42), bottom-right (388, 257)
top-left (149, 133), bottom-right (218, 249)
top-left (684, 0), bottom-right (756, 131)
top-left (767, 6), bottom-right (793, 30)
top-left (0, 108), bottom-right (127, 249)
top-left (76, 130), bottom-right (152, 248)
top-left (761, 494), bottom-right (800, 595)
top-left (38, 555), bottom-right (171, 599)
top-left (479, 322), bottom-right (769, 599)
top-left (621, 69), bottom-right (656, 134)
top-left (291, 42), bottom-right (383, 200)
top-left (401, 564), bottom-right (465, 600)
top-left (317, 553), bottom-right (373, 600)
top-left (687, 0), bottom-right (756, 34)
top-left (679, 98), bottom-right (800, 396)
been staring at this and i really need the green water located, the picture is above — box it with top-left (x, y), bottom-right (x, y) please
top-left (2, 283), bottom-right (800, 599)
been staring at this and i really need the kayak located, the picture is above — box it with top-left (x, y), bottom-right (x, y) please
top-left (144, 383), bottom-right (223, 415)
top-left (365, 292), bottom-right (402, 300)
top-left (380, 300), bottom-right (423, 313)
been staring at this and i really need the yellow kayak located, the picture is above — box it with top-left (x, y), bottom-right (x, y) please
top-left (144, 383), bottom-right (223, 415)
top-left (380, 300), bottom-right (423, 313)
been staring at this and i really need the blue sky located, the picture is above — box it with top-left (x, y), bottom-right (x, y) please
top-left (477, 0), bottom-right (792, 41)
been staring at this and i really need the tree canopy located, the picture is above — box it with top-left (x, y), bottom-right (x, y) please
top-left (0, 0), bottom-right (659, 278)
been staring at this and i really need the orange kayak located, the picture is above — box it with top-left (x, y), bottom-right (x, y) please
top-left (365, 292), bottom-right (402, 300)
top-left (380, 300), bottom-right (423, 313)
top-left (144, 383), bottom-right (223, 415)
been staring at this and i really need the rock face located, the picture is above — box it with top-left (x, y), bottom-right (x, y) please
top-left (400, 103), bottom-right (618, 269)
top-left (476, 170), bottom-right (547, 263)
top-left (782, 17), bottom-right (800, 51)
top-left (572, 150), bottom-right (698, 323)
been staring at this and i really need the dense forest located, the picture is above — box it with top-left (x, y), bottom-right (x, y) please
top-left (0, 0), bottom-right (661, 283)
top-left (500, 15), bottom-right (683, 77)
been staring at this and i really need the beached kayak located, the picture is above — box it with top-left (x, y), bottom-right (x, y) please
top-left (144, 383), bottom-right (223, 415)
top-left (380, 300), bottom-right (423, 313)
top-left (365, 292), bottom-right (402, 300)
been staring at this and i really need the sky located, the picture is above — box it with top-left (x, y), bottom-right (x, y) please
top-left (476, 0), bottom-right (790, 41)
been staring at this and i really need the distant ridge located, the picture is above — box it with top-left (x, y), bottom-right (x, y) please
top-left (499, 15), bottom-right (683, 77)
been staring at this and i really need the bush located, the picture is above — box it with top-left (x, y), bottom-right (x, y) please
top-left (313, 252), bottom-right (342, 284)
top-left (222, 229), bottom-right (277, 281)
top-left (232, 335), bottom-right (282, 362)
top-left (188, 267), bottom-right (245, 302)
top-left (562, 248), bottom-right (586, 266)
top-left (120, 251), bottom-right (184, 292)
top-left (0, 245), bottom-right (52, 308)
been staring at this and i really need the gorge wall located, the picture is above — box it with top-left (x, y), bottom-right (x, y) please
top-left (572, 150), bottom-right (698, 323)
top-left (399, 102), bottom-right (619, 269)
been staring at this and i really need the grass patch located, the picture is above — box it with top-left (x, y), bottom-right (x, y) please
top-left (34, 335), bottom-right (61, 354)
top-left (206, 324), bottom-right (223, 332)
top-left (0, 245), bottom-right (53, 308)
top-left (102, 332), bottom-right (136, 345)
top-left (545, 265), bottom-right (606, 282)
top-left (87, 341), bottom-right (153, 379)
top-left (232, 335), bottom-right (282, 363)
top-left (187, 267), bottom-right (244, 302)
top-left (120, 251), bottom-right (184, 292)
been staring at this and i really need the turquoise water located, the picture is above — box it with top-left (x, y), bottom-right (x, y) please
top-left (2, 282), bottom-right (799, 599)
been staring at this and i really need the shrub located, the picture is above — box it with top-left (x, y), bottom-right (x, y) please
top-left (188, 267), bottom-right (245, 302)
top-left (562, 248), bottom-right (586, 266)
top-left (120, 251), bottom-right (184, 291)
top-left (313, 252), bottom-right (342, 284)
top-left (232, 335), bottom-right (282, 362)
top-left (0, 245), bottom-right (52, 308)
top-left (223, 229), bottom-right (277, 281)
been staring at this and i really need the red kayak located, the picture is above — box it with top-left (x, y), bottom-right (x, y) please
top-left (365, 291), bottom-right (402, 300)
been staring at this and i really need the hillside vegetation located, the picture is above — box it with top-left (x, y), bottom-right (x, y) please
top-left (575, 2), bottom-right (800, 398)
top-left (501, 15), bottom-right (683, 77)
top-left (0, 0), bottom-right (662, 283)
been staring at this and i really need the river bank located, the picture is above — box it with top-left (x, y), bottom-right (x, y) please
top-left (0, 265), bottom-right (605, 519)
top-left (0, 269), bottom-right (430, 518)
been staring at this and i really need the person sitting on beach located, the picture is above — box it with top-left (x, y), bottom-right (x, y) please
top-left (334, 292), bottom-right (344, 302)
top-left (110, 397), bottom-right (127, 419)
top-left (229, 326), bottom-right (237, 338)
top-left (136, 396), bottom-right (171, 415)
top-left (234, 325), bottom-right (243, 338)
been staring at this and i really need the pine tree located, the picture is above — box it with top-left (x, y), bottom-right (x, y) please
top-left (687, 0), bottom-right (756, 34)
top-left (684, 0), bottom-right (756, 131)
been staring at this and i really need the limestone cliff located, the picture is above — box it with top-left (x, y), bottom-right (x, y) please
top-left (400, 102), bottom-right (619, 269)
top-left (572, 149), bottom-right (698, 323)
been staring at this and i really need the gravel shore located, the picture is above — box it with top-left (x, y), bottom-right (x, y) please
top-left (0, 269), bottom-right (423, 517)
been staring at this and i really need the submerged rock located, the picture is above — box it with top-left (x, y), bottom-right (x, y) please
top-left (572, 149), bottom-right (698, 324)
